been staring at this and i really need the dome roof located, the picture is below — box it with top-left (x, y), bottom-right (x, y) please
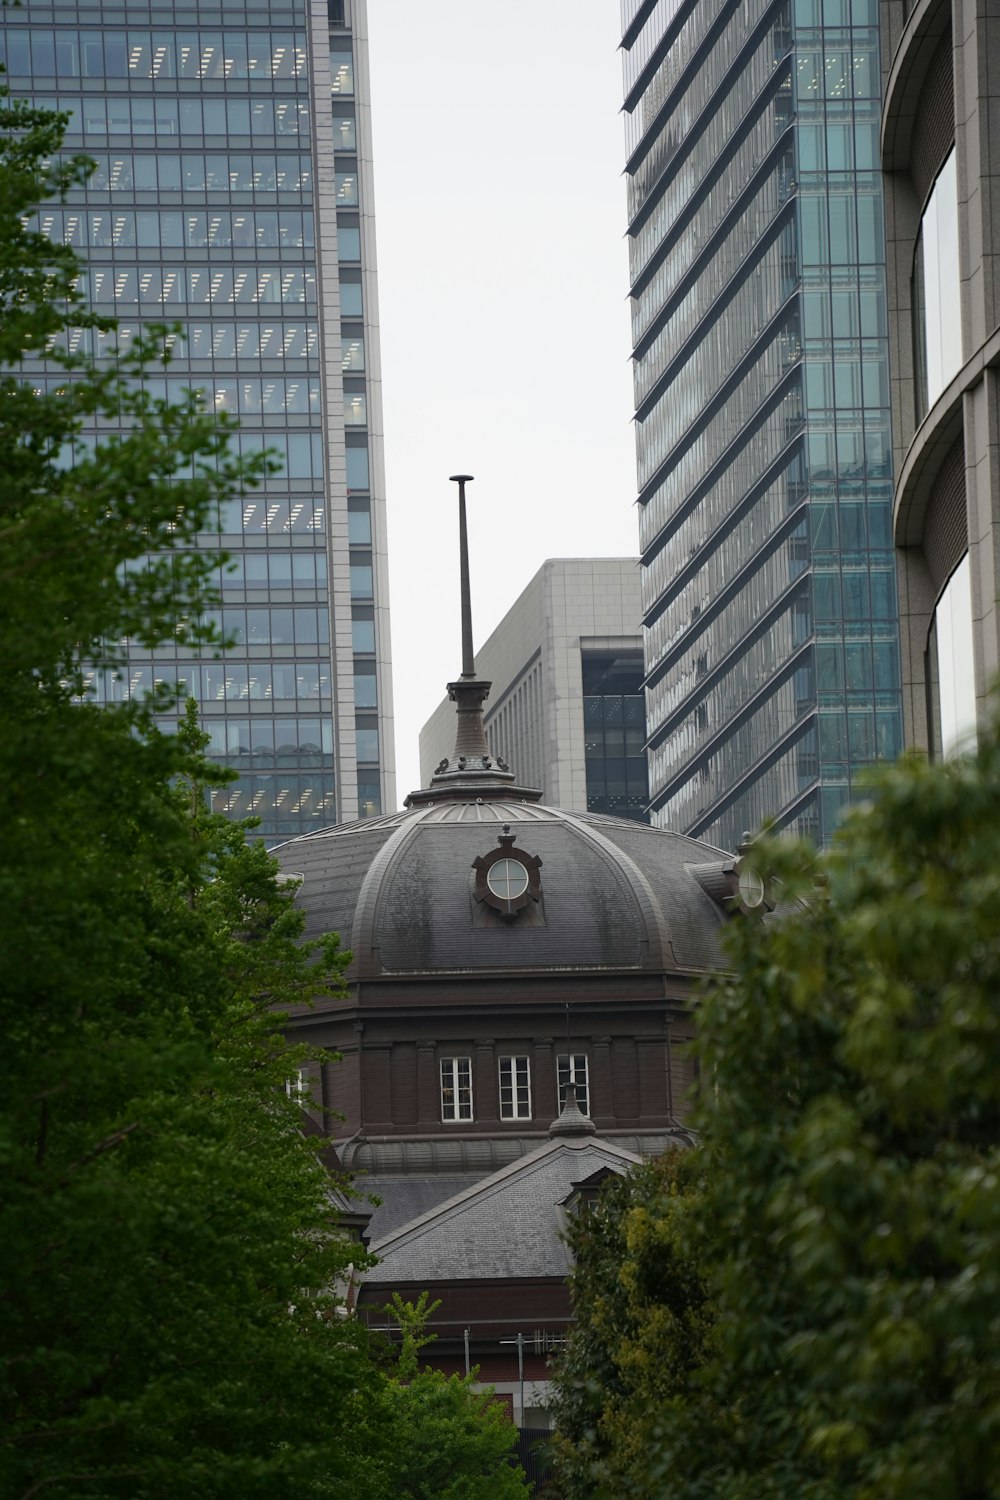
top-left (273, 474), bottom-right (741, 981)
top-left (274, 795), bottom-right (735, 980)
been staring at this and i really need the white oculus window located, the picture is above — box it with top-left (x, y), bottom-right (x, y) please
top-left (486, 859), bottom-right (529, 902)
top-left (440, 1057), bottom-right (473, 1122)
top-left (498, 1056), bottom-right (532, 1120)
top-left (557, 1054), bottom-right (589, 1116)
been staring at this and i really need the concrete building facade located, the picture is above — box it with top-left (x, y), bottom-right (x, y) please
top-left (2, 0), bottom-right (395, 839)
top-left (420, 558), bottom-right (649, 822)
top-left (881, 0), bottom-right (999, 755)
top-left (622, 0), bottom-right (904, 846)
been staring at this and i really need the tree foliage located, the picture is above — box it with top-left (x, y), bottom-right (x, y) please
top-left (550, 1150), bottom-right (714, 1497)
top-left (552, 738), bottom-right (1000, 1499)
top-left (355, 1296), bottom-right (530, 1500)
top-left (0, 96), bottom-right (527, 1498)
top-left (3, 706), bottom-right (370, 1500)
top-left (0, 118), bottom-right (367, 1480)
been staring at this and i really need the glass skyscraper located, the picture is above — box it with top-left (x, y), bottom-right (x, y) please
top-left (621, 0), bottom-right (902, 847)
top-left (2, 0), bottom-right (395, 841)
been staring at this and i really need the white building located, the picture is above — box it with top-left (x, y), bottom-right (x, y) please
top-left (420, 559), bottom-right (647, 821)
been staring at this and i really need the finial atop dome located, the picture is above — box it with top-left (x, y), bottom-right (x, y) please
top-left (451, 473), bottom-right (477, 681)
top-left (405, 475), bottom-right (542, 808)
top-left (549, 1082), bottom-right (597, 1138)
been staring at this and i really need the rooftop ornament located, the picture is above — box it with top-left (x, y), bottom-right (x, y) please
top-left (548, 1082), bottom-right (597, 1138)
top-left (405, 474), bottom-right (542, 808)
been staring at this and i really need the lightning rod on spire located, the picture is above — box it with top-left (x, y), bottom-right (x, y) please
top-left (449, 473), bottom-right (476, 679)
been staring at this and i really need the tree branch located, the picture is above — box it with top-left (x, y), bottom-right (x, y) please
top-left (20, 1471), bottom-right (142, 1500)
top-left (57, 1124), bottom-right (138, 1187)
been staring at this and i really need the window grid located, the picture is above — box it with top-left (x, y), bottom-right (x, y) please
top-left (498, 1056), bottom-right (532, 1121)
top-left (557, 1054), bottom-right (589, 1116)
top-left (440, 1057), bottom-right (472, 1123)
top-left (285, 1068), bottom-right (306, 1105)
top-left (5, 7), bottom-right (385, 842)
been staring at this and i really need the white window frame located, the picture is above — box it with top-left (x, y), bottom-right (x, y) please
top-left (498, 1055), bottom-right (532, 1120)
top-left (440, 1056), bottom-right (473, 1123)
top-left (285, 1067), bottom-right (307, 1106)
top-left (557, 1053), bottom-right (590, 1116)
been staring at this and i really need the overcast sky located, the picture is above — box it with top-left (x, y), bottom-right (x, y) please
top-left (366, 0), bottom-right (640, 803)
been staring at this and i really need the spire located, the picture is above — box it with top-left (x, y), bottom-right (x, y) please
top-left (455, 472), bottom-right (477, 681)
top-left (405, 475), bottom-right (542, 807)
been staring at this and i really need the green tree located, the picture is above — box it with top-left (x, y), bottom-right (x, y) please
top-left (0, 95), bottom-right (368, 1497)
top-left (356, 1296), bottom-right (531, 1500)
top-left (550, 1151), bottom-right (715, 1499)
top-left (1, 94), bottom-right (536, 1499)
top-left (553, 738), bottom-right (1000, 1499)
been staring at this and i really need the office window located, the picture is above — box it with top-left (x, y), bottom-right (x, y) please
top-left (332, 113), bottom-right (356, 149)
top-left (335, 171), bottom-right (358, 205)
top-left (353, 670), bottom-right (377, 708)
top-left (348, 507), bottom-right (371, 544)
top-left (352, 617), bottom-right (375, 653)
top-left (342, 335), bottom-right (365, 372)
top-left (498, 1056), bottom-right (531, 1120)
top-left (557, 1054), bottom-right (589, 1115)
top-left (330, 49), bottom-right (353, 94)
top-left (355, 726), bottom-right (378, 762)
top-left (340, 281), bottom-right (363, 316)
top-left (338, 226), bottom-right (361, 260)
top-left (440, 1057), bottom-right (472, 1122)
top-left (357, 779), bottom-right (381, 819)
top-left (350, 564), bottom-right (373, 599)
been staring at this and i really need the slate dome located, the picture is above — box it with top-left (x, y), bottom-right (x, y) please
top-left (275, 781), bottom-right (739, 981)
top-left (274, 475), bottom-right (742, 984)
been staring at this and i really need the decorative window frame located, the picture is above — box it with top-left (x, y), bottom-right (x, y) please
top-left (440, 1055), bottom-right (473, 1123)
top-left (472, 826), bottom-right (542, 921)
top-left (285, 1067), bottom-right (307, 1105)
top-left (498, 1055), bottom-right (532, 1120)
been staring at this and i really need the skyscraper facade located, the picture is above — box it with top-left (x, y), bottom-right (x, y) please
top-left (2, 0), bottom-right (394, 840)
top-left (881, 0), bottom-right (1000, 760)
top-left (621, 0), bottom-right (903, 847)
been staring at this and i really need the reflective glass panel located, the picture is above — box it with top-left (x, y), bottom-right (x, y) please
top-left (928, 553), bottom-right (976, 757)
top-left (913, 150), bottom-right (961, 416)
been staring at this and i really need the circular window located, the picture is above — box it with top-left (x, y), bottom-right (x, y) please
top-left (737, 865), bottom-right (765, 909)
top-left (486, 858), bottom-right (529, 902)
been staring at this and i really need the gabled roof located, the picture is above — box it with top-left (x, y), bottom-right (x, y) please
top-left (364, 1132), bottom-right (643, 1285)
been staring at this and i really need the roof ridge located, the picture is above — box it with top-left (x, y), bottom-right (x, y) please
top-left (368, 1136), bottom-right (641, 1255)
